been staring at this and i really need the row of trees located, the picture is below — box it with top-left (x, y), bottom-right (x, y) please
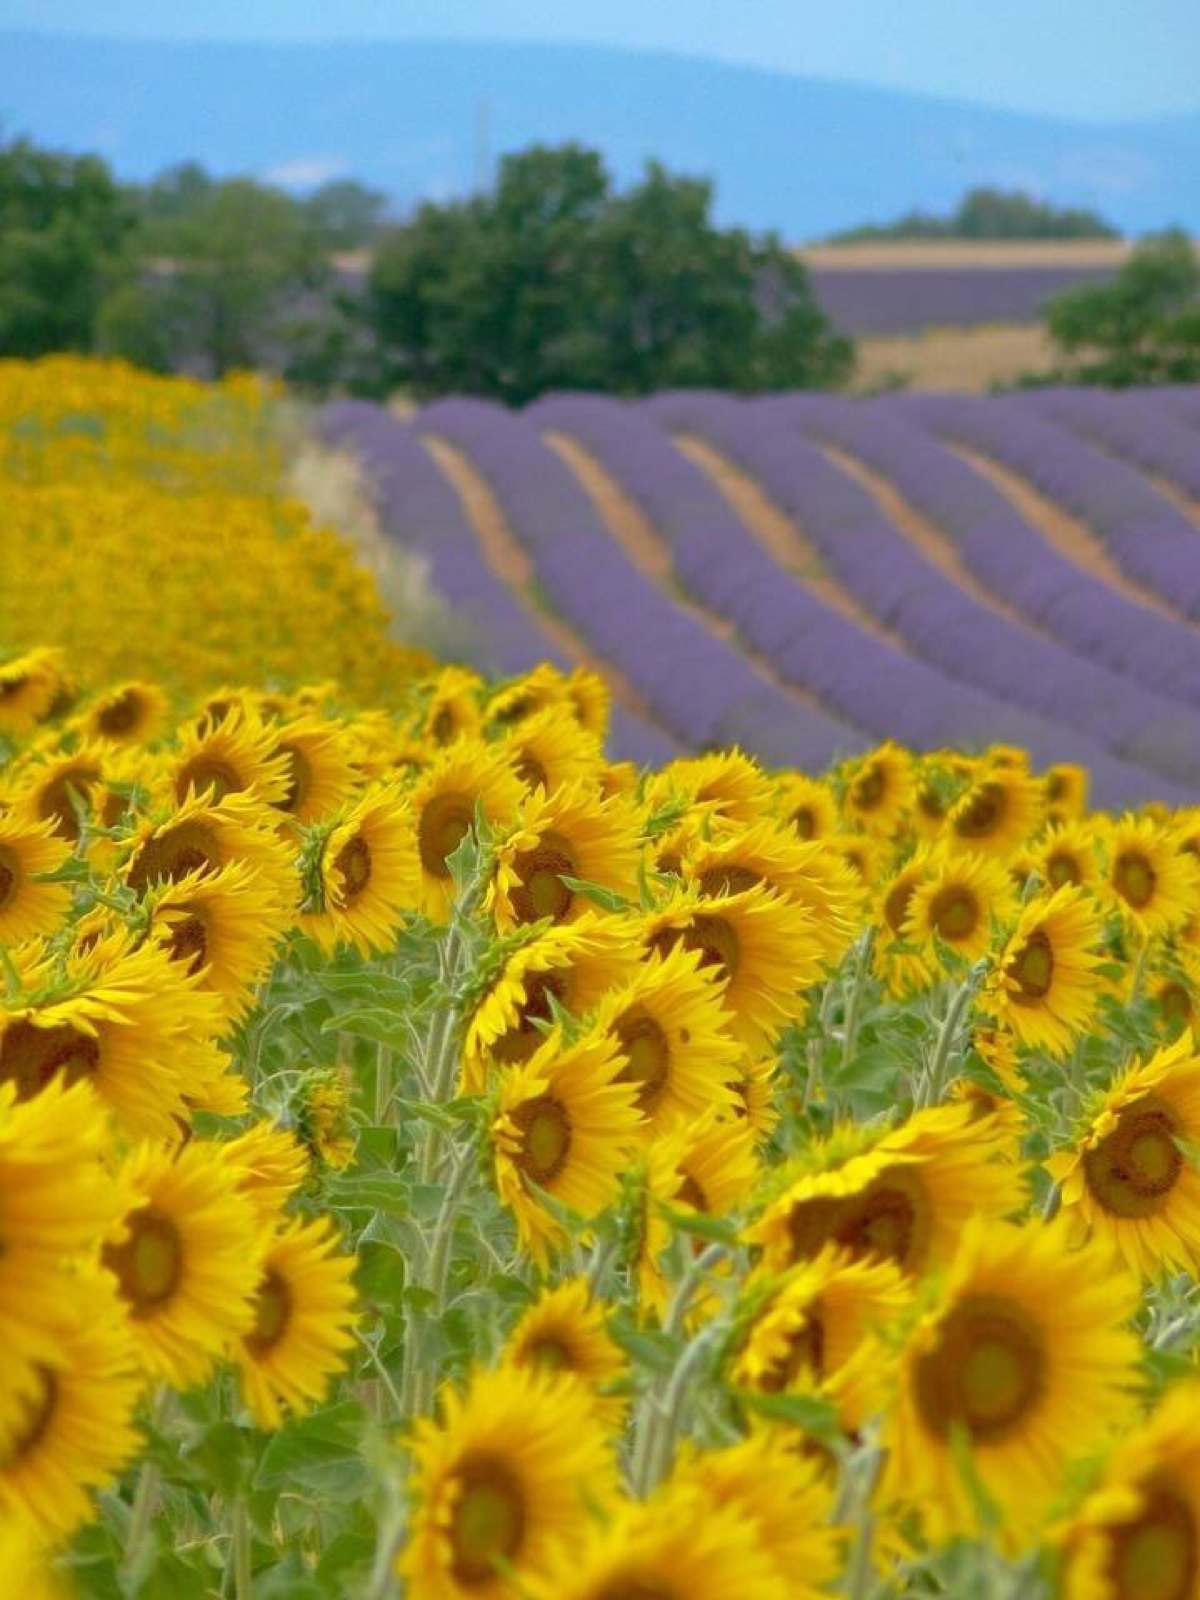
top-left (831, 186), bottom-right (1119, 243)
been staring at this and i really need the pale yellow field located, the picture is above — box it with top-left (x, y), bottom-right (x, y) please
top-left (851, 322), bottom-right (1057, 393)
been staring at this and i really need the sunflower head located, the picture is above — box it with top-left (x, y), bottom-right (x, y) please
top-left (945, 764), bottom-right (1045, 858)
top-left (81, 680), bottom-right (169, 746)
top-left (841, 742), bottom-right (912, 836)
top-left (1103, 815), bottom-right (1200, 938)
top-left (981, 883), bottom-right (1105, 1058)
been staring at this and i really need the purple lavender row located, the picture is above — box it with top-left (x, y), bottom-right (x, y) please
top-left (643, 389), bottom-right (1191, 810)
top-left (317, 400), bottom-right (677, 768)
top-left (897, 393), bottom-right (1200, 619)
top-left (808, 263), bottom-right (1116, 336)
top-left (1013, 388), bottom-right (1200, 503)
top-left (417, 398), bottom-right (865, 772)
top-left (1152, 389), bottom-right (1200, 431)
top-left (764, 392), bottom-right (1200, 785)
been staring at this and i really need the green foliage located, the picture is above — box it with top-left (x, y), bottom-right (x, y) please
top-left (830, 185), bottom-right (1119, 243)
top-left (367, 144), bottom-right (853, 402)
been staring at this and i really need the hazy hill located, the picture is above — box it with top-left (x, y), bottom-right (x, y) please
top-left (3, 32), bottom-right (1199, 238)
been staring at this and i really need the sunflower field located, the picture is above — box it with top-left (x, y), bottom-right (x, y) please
top-left (5, 358), bottom-right (1200, 1600)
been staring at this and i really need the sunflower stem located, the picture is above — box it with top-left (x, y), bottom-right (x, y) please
top-left (839, 1440), bottom-right (884, 1600)
top-left (230, 1496), bottom-right (253, 1600)
top-left (637, 1321), bottom-right (723, 1495)
top-left (919, 965), bottom-right (984, 1108)
top-left (374, 1039), bottom-right (393, 1124)
top-left (122, 1458), bottom-right (161, 1576)
top-left (840, 929), bottom-right (875, 1082)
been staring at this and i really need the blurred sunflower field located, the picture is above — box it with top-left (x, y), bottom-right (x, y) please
top-left (6, 358), bottom-right (1200, 1600)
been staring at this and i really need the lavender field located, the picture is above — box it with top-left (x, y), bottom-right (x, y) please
top-left (322, 388), bottom-right (1200, 808)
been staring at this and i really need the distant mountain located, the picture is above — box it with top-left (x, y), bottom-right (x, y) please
top-left (3, 32), bottom-right (1199, 238)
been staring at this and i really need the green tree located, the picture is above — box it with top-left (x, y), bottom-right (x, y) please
top-left (367, 145), bottom-right (851, 402)
top-left (1039, 230), bottom-right (1200, 385)
top-left (830, 186), bottom-right (1118, 244)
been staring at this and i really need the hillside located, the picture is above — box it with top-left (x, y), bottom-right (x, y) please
top-left (3, 31), bottom-right (1199, 238)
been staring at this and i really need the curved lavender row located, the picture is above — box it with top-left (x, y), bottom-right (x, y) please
top-left (1153, 388), bottom-right (1200, 431)
top-left (1013, 388), bottom-right (1200, 504)
top-left (643, 389), bottom-right (1192, 810)
top-left (317, 400), bottom-right (678, 768)
top-left (764, 391), bottom-right (1200, 784)
top-left (896, 393), bottom-right (1200, 619)
top-left (417, 397), bottom-right (865, 771)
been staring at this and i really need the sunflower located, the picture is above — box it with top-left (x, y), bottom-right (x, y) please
top-left (944, 763), bottom-right (1045, 858)
top-left (120, 789), bottom-right (295, 900)
top-left (1034, 819), bottom-right (1102, 893)
top-left (234, 1214), bottom-right (357, 1429)
top-left (747, 1102), bottom-right (1017, 1277)
top-left (410, 740), bottom-right (526, 921)
top-left (591, 945), bottom-right (742, 1133)
top-left (905, 850), bottom-right (1017, 968)
top-left (730, 1246), bottom-right (910, 1430)
top-left (0, 814), bottom-right (69, 946)
top-left (730, 1053), bottom-right (780, 1140)
top-left (1153, 968), bottom-right (1197, 1038)
top-left (645, 750), bottom-right (777, 829)
top-left (980, 884), bottom-right (1105, 1057)
top-left (1102, 815), bottom-right (1199, 939)
top-left (1047, 1030), bottom-right (1200, 1279)
top-left (0, 1521), bottom-right (65, 1600)
top-left (565, 667), bottom-right (611, 739)
top-left (873, 850), bottom-right (936, 998)
top-left (301, 785), bottom-right (417, 958)
top-left (1055, 1381), bottom-right (1200, 1600)
top-left (488, 781), bottom-right (641, 933)
top-left (671, 1430), bottom-right (842, 1599)
top-left (1044, 762), bottom-right (1090, 824)
top-left (842, 741), bottom-right (912, 836)
top-left (267, 715), bottom-right (361, 825)
top-left (639, 883), bottom-right (822, 1052)
top-left (297, 1069), bottom-right (357, 1172)
top-left (79, 680), bottom-right (168, 746)
top-left (827, 831), bottom-right (881, 888)
top-left (486, 663), bottom-right (574, 730)
top-left (0, 1274), bottom-right (141, 1537)
top-left (403, 1363), bottom-right (618, 1600)
top-left (967, 1020), bottom-right (1023, 1093)
top-left (146, 859), bottom-right (293, 1023)
top-left (503, 1278), bottom-right (626, 1422)
top-left (501, 706), bottom-right (604, 796)
top-left (490, 1028), bottom-right (643, 1262)
top-left (423, 666), bottom-right (484, 747)
top-left (879, 1217), bottom-right (1140, 1550)
top-left (910, 758), bottom-right (969, 841)
top-left (0, 937), bottom-right (233, 1141)
top-left (222, 1120), bottom-right (310, 1228)
top-left (163, 707), bottom-right (292, 808)
top-left (101, 1139), bottom-right (262, 1387)
top-left (8, 741), bottom-right (131, 844)
top-left (774, 772), bottom-right (839, 842)
top-left (0, 651), bottom-right (65, 736)
top-left (463, 915), bottom-right (639, 1091)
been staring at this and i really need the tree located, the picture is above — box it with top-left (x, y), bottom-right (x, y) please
top-left (303, 179), bottom-right (388, 251)
top-left (1039, 230), bottom-right (1200, 385)
top-left (830, 186), bottom-right (1118, 244)
top-left (367, 145), bottom-right (851, 402)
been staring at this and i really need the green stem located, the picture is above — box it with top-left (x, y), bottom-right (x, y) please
top-left (840, 929), bottom-right (875, 1082)
top-left (919, 968), bottom-right (981, 1108)
top-left (230, 1497), bottom-right (252, 1600)
top-left (840, 1444), bottom-right (885, 1600)
top-left (122, 1458), bottom-right (160, 1575)
top-left (375, 1039), bottom-right (393, 1125)
top-left (637, 1323), bottom-right (723, 1495)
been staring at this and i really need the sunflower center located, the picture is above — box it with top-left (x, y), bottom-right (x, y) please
top-left (698, 865), bottom-right (762, 897)
top-left (449, 1455), bottom-right (527, 1584)
top-left (676, 1174), bottom-right (707, 1212)
top-left (760, 1310), bottom-right (826, 1392)
top-left (38, 764), bottom-right (101, 840)
top-left (918, 785), bottom-right (945, 822)
top-left (245, 1267), bottom-right (293, 1356)
top-left (785, 1196), bottom-right (848, 1264)
top-left (592, 1581), bottom-right (679, 1600)
top-left (1159, 984), bottom-right (1192, 1028)
top-left (931, 886), bottom-right (979, 942)
top-left (0, 847), bottom-right (19, 910)
top-left (1046, 850), bottom-right (1080, 888)
top-left (679, 914), bottom-right (740, 979)
top-left (883, 878), bottom-right (916, 934)
top-left (514, 752), bottom-right (548, 792)
top-left (512, 1095), bottom-right (572, 1184)
top-left (278, 744), bottom-right (312, 812)
top-left (1108, 1483), bottom-right (1197, 1600)
top-left (95, 690), bottom-right (142, 737)
top-left (127, 821), bottom-right (221, 892)
top-left (333, 834), bottom-right (372, 904)
top-left (175, 757), bottom-right (242, 804)
top-left (0, 1020), bottom-right (100, 1099)
top-left (955, 782), bottom-right (1006, 840)
top-left (1115, 850), bottom-right (1157, 910)
top-left (525, 1335), bottom-right (573, 1372)
top-left (1045, 772), bottom-right (1066, 803)
top-left (791, 806), bottom-right (816, 839)
top-left (0, 674), bottom-right (30, 703)
top-left (1010, 931), bottom-right (1054, 1001)
top-left (166, 912), bottom-right (209, 975)
top-left (430, 706), bottom-right (456, 745)
top-left (417, 792), bottom-right (474, 880)
top-left (493, 971), bottom-right (567, 1065)
top-left (509, 834), bottom-right (576, 925)
top-left (834, 1171), bottom-right (927, 1270)
top-left (915, 1294), bottom-right (1045, 1444)
top-left (1083, 1100), bottom-right (1182, 1219)
top-left (614, 1009), bottom-right (670, 1111)
top-left (0, 1365), bottom-right (58, 1467)
top-left (103, 1205), bottom-right (184, 1315)
top-left (851, 765), bottom-right (885, 810)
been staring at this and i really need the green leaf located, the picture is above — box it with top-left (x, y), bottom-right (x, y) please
top-left (254, 1403), bottom-right (370, 1499)
top-left (324, 1172), bottom-right (411, 1216)
top-left (355, 1239), bottom-right (408, 1309)
top-left (738, 1389), bottom-right (840, 1438)
top-left (180, 1420), bottom-right (257, 1498)
top-left (558, 875), bottom-right (630, 913)
top-left (322, 1007), bottom-right (411, 1049)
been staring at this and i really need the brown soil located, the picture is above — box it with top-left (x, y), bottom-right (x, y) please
top-left (948, 441), bottom-right (1189, 627)
top-left (674, 433), bottom-right (905, 648)
top-left (420, 433), bottom-right (663, 727)
top-left (1145, 473), bottom-right (1200, 533)
top-left (799, 241), bottom-right (1139, 270)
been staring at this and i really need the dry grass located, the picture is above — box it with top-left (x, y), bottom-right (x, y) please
top-left (851, 323), bottom-right (1056, 393)
top-left (800, 241), bottom-right (1139, 269)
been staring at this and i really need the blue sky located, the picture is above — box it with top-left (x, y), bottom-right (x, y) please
top-left (3, 0), bottom-right (1198, 122)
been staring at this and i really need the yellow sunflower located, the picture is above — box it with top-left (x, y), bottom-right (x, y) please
top-left (267, 715), bottom-right (361, 825)
top-left (905, 849), bottom-right (1017, 968)
top-left (423, 666), bottom-right (485, 748)
top-left (8, 741), bottom-right (131, 844)
top-left (0, 651), bottom-right (65, 737)
top-left (0, 1520), bottom-right (67, 1600)
top-left (101, 1139), bottom-right (261, 1387)
top-left (1056, 1381), bottom-right (1200, 1600)
top-left (1048, 1030), bottom-right (1200, 1279)
top-left (79, 680), bottom-right (169, 746)
top-left (879, 1217), bottom-right (1140, 1550)
top-left (773, 772), bottom-right (840, 842)
top-left (640, 883), bottom-right (822, 1052)
top-left (163, 707), bottom-right (292, 808)
top-left (747, 1102), bottom-right (1018, 1277)
top-left (1034, 819), bottom-right (1102, 893)
top-left (490, 1028), bottom-right (643, 1262)
top-left (1153, 967), bottom-right (1197, 1038)
top-left (120, 789), bottom-right (295, 900)
top-left (488, 780), bottom-right (641, 932)
top-left (501, 706), bottom-right (604, 796)
top-left (591, 944), bottom-right (742, 1134)
top-left (503, 1278), bottom-right (626, 1422)
top-left (235, 1214), bottom-right (357, 1429)
top-left (944, 763), bottom-right (1045, 858)
top-left (842, 741), bottom-right (913, 836)
top-left (1102, 815), bottom-right (1199, 939)
top-left (1044, 762), bottom-right (1090, 824)
top-left (0, 814), bottom-right (69, 946)
top-left (873, 849), bottom-right (936, 998)
top-left (980, 884), bottom-right (1105, 1057)
top-left (486, 663), bottom-right (574, 730)
top-left (410, 740), bottom-right (526, 921)
top-left (403, 1363), bottom-right (617, 1600)
top-left (302, 785), bottom-right (417, 957)
top-left (222, 1120), bottom-right (310, 1228)
top-left (565, 667), bottom-right (611, 738)
top-left (0, 1274), bottom-right (141, 1537)
top-left (826, 831), bottom-right (882, 888)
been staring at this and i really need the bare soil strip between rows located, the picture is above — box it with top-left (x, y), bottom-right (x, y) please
top-left (419, 433), bottom-right (666, 730)
top-left (946, 441), bottom-right (1189, 629)
top-left (1144, 473), bottom-right (1200, 533)
top-left (671, 433), bottom-right (906, 649)
top-left (544, 430), bottom-right (840, 720)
